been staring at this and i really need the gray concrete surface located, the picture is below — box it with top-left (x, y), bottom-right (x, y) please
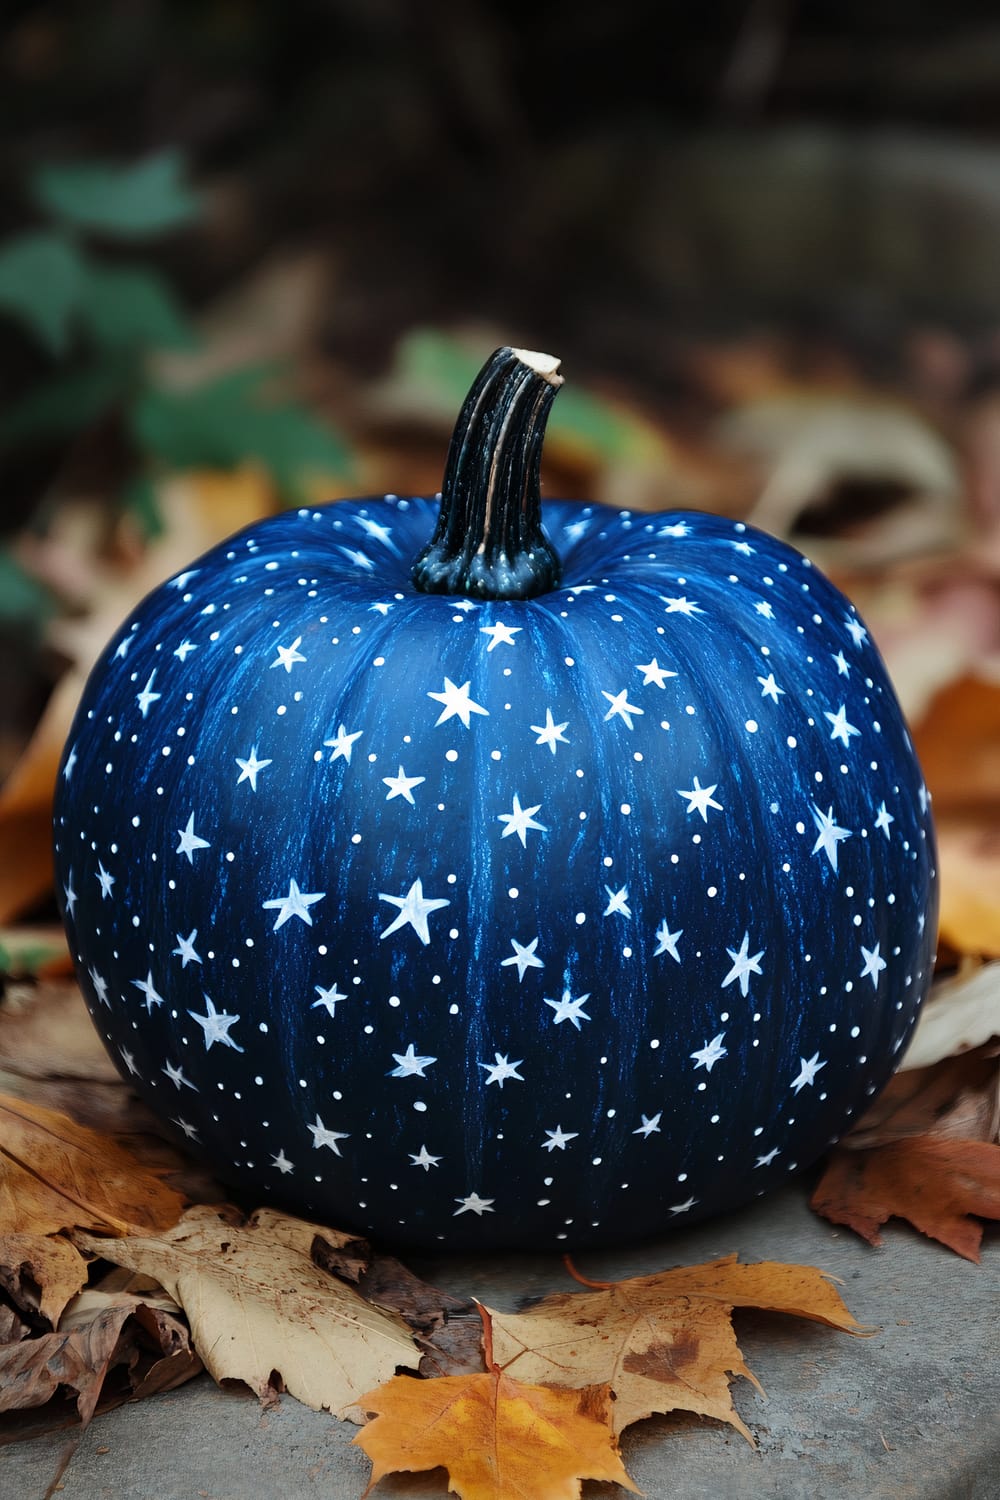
top-left (2, 1183), bottom-right (998, 1500)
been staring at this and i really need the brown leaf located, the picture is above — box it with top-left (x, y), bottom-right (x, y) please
top-left (0, 1093), bottom-right (186, 1236)
top-left (935, 819), bottom-right (1000, 957)
top-left (843, 1045), bottom-right (1000, 1150)
top-left (488, 1255), bottom-right (864, 1442)
top-left (811, 1137), bottom-right (1000, 1260)
top-left (74, 1205), bottom-right (420, 1421)
top-left (0, 1233), bottom-right (88, 1326)
top-left (914, 673), bottom-right (1000, 819)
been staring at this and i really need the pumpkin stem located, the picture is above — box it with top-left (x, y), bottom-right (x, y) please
top-left (411, 346), bottom-right (564, 599)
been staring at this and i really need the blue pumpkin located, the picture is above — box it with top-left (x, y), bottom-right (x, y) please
top-left (53, 348), bottom-right (937, 1250)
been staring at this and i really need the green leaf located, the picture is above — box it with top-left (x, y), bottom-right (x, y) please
top-left (0, 362), bottom-right (132, 448)
top-left (33, 151), bottom-right (199, 238)
top-left (131, 368), bottom-right (355, 502)
top-left (0, 231), bottom-right (87, 355)
top-left (0, 547), bottom-right (54, 631)
top-left (79, 263), bottom-right (197, 353)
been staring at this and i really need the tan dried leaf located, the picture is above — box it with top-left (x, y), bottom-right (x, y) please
top-left (0, 1232), bottom-right (88, 1326)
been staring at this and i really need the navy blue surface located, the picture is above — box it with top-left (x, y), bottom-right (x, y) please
top-left (53, 497), bottom-right (937, 1249)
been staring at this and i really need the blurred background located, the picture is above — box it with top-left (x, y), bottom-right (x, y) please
top-left (1, 0), bottom-right (1000, 961)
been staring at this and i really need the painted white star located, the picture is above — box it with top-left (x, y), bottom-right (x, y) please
top-left (790, 1052), bottom-right (827, 1094)
top-left (379, 878), bottom-right (450, 945)
top-left (382, 766), bottom-right (426, 804)
top-left (669, 1197), bottom-right (698, 1215)
top-left (170, 569), bottom-right (199, 590)
top-left (659, 522), bottom-right (691, 538)
top-left (388, 1043), bottom-right (437, 1078)
top-left (480, 621), bottom-right (521, 651)
top-left (478, 1052), bottom-right (525, 1088)
top-left (810, 804), bottom-right (852, 872)
top-left (175, 813), bottom-right (210, 863)
top-left (663, 595), bottom-right (703, 615)
top-left (757, 672), bottom-right (785, 702)
top-left (531, 709), bottom-right (569, 753)
top-left (114, 632), bottom-right (136, 661)
top-left (653, 921), bottom-right (682, 961)
top-left (173, 1117), bottom-right (199, 1141)
top-left (919, 783), bottom-right (929, 815)
top-left (498, 793), bottom-right (547, 847)
top-left (755, 1147), bottom-right (780, 1168)
top-left (174, 638), bottom-right (197, 661)
top-left (62, 746), bottom-right (77, 780)
top-left (544, 989), bottom-right (591, 1029)
top-left (603, 885), bottom-right (632, 918)
top-left (312, 982), bottom-right (347, 1017)
top-left (308, 1114), bottom-right (350, 1154)
top-left (754, 600), bottom-right (775, 620)
top-left (324, 724), bottom-right (363, 763)
top-left (562, 518), bottom-right (591, 544)
top-left (63, 874), bottom-right (78, 919)
top-left (163, 1060), bottom-right (197, 1091)
top-left (845, 615), bottom-right (869, 649)
top-left (860, 942), bottom-right (887, 988)
top-left (187, 994), bottom-right (243, 1051)
top-left (136, 671), bottom-right (161, 717)
top-left (357, 514), bottom-right (399, 551)
top-left (262, 878), bottom-right (326, 930)
top-left (826, 704), bottom-right (860, 746)
top-left (271, 636), bottom-right (306, 672)
top-left (832, 650), bottom-right (850, 677)
top-left (633, 1113), bottom-right (662, 1137)
top-left (690, 1032), bottom-right (728, 1072)
top-left (131, 971), bottom-right (164, 1013)
top-left (120, 1047), bottom-right (140, 1076)
top-left (722, 932), bottom-right (765, 996)
top-left (236, 747), bottom-right (272, 791)
top-left (453, 1192), bottom-right (494, 1216)
top-left (428, 677), bottom-right (489, 728)
top-left (636, 658), bottom-right (677, 688)
top-left (542, 1125), bottom-right (579, 1151)
top-left (339, 546), bottom-right (374, 570)
top-left (370, 601), bottom-right (393, 616)
top-left (88, 966), bottom-right (109, 1006)
top-left (452, 598), bottom-right (478, 612)
top-left (677, 776), bottom-right (723, 822)
top-left (602, 688), bottom-right (644, 730)
top-left (501, 936), bottom-right (544, 981)
top-left (874, 801), bottom-right (894, 839)
top-left (172, 929), bottom-right (202, 967)
top-left (410, 1146), bottom-right (442, 1170)
top-left (96, 861), bottom-right (115, 900)
top-left (731, 539), bottom-right (755, 556)
top-left (272, 1150), bottom-right (294, 1174)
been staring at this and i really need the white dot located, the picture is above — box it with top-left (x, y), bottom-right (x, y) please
top-left (745, 720), bottom-right (758, 733)
top-left (575, 912), bottom-right (586, 925)
top-left (446, 749), bottom-right (458, 762)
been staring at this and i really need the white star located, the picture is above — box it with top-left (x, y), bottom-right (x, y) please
top-left (825, 704), bottom-right (860, 746)
top-left (602, 687), bottom-right (645, 730)
top-left (918, 783), bottom-right (929, 815)
top-left (531, 709), bottom-right (569, 753)
top-left (478, 1052), bottom-right (525, 1088)
top-left (722, 932), bottom-right (765, 997)
top-left (603, 885), bottom-right (632, 918)
top-left (308, 1115), bottom-right (350, 1154)
top-left (63, 873), bottom-right (78, 919)
top-left (170, 569), bottom-right (199, 590)
top-left (324, 724), bottom-right (363, 763)
top-left (636, 657), bottom-right (677, 688)
top-left (131, 971), bottom-right (164, 1013)
top-left (454, 1192), bottom-right (494, 1216)
top-left (754, 600), bottom-right (775, 620)
top-left (498, 793), bottom-right (547, 847)
top-left (120, 1047), bottom-right (140, 1076)
top-left (790, 1052), bottom-right (827, 1094)
top-left (668, 1197), bottom-right (698, 1215)
top-left (96, 861), bottom-right (115, 900)
top-left (388, 1043), bottom-right (437, 1078)
top-left (312, 982), bottom-right (347, 1017)
top-left (845, 615), bottom-right (869, 649)
top-left (175, 813), bottom-right (210, 863)
top-left (270, 636), bottom-right (306, 672)
top-left (62, 746), bottom-right (77, 780)
top-left (357, 514), bottom-right (399, 551)
top-left (659, 522), bottom-right (691, 538)
top-left (480, 621), bottom-right (521, 651)
top-left (114, 632), bottom-right (136, 660)
top-left (428, 677), bottom-right (489, 728)
top-left (383, 766), bottom-right (426, 804)
top-left (874, 801), bottom-right (894, 839)
top-left (810, 804), bottom-right (852, 871)
top-left (676, 776), bottom-right (723, 821)
top-left (690, 1032), bottom-right (728, 1072)
top-left (262, 878), bottom-right (326, 930)
top-left (452, 598), bottom-right (478, 612)
top-left (755, 1147), bottom-right (780, 1168)
top-left (410, 1146), bottom-right (442, 1170)
top-left (653, 921), bottom-right (682, 961)
top-left (544, 989), bottom-right (591, 1029)
top-left (542, 1125), bottom-right (578, 1152)
top-left (172, 929), bottom-right (202, 967)
top-left (379, 878), bottom-right (450, 945)
top-left (663, 596), bottom-right (703, 615)
top-left (236, 747), bottom-right (272, 791)
top-left (136, 671), bottom-right (161, 717)
top-left (731, 539), bottom-right (755, 555)
top-left (272, 1150), bottom-right (294, 1174)
top-left (173, 638), bottom-right (197, 661)
top-left (173, 1117), bottom-right (199, 1141)
top-left (832, 650), bottom-right (850, 677)
top-left (88, 966), bottom-right (109, 1006)
top-left (757, 672), bottom-right (785, 702)
top-left (163, 1060), bottom-right (197, 1091)
top-left (633, 1112), bottom-right (662, 1137)
top-left (562, 517), bottom-right (591, 544)
top-left (370, 601), bottom-right (394, 616)
top-left (501, 936), bottom-right (544, 981)
top-left (860, 942), bottom-right (887, 988)
top-left (188, 994), bottom-right (243, 1051)
top-left (339, 546), bottom-right (374, 570)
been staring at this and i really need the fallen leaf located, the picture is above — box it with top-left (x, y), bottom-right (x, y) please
top-left (0, 1233), bottom-right (88, 1326)
top-left (488, 1254), bottom-right (864, 1442)
top-left (843, 1045), bottom-right (1000, 1150)
top-left (913, 672), bottom-right (1000, 817)
top-left (74, 1205), bottom-right (420, 1420)
top-left (0, 1092), bottom-right (185, 1236)
top-left (934, 820), bottom-right (1000, 957)
top-left (900, 960), bottom-right (1000, 1070)
top-left (811, 1137), bottom-right (1000, 1260)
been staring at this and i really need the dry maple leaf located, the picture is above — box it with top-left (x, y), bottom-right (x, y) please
top-left (0, 1092), bottom-right (185, 1237)
top-left (0, 1232), bottom-right (89, 1326)
top-left (74, 1204), bottom-right (420, 1419)
top-left (811, 1136), bottom-right (1000, 1261)
top-left (489, 1253), bottom-right (865, 1442)
top-left (354, 1303), bottom-right (638, 1500)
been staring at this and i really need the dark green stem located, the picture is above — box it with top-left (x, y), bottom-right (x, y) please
top-left (411, 346), bottom-right (564, 600)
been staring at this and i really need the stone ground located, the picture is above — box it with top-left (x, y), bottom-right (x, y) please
top-left (2, 1184), bottom-right (998, 1500)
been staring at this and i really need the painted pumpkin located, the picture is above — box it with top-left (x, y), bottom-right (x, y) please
top-left (53, 347), bottom-right (937, 1250)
